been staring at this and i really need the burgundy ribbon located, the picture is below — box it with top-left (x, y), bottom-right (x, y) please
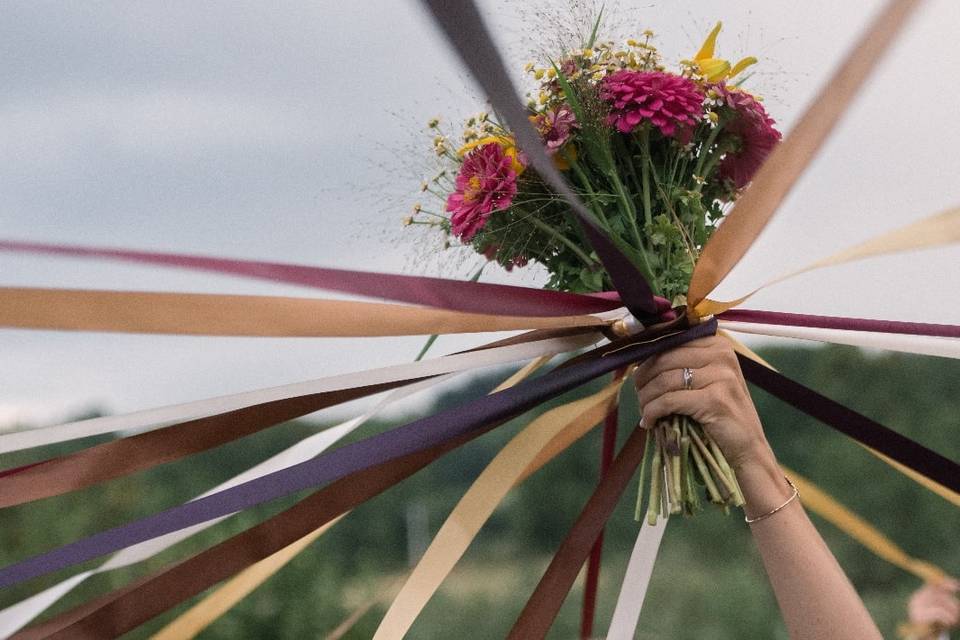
top-left (0, 320), bottom-right (717, 590)
top-left (739, 355), bottom-right (960, 492)
top-left (0, 240), bottom-right (620, 318)
top-left (720, 309), bottom-right (960, 338)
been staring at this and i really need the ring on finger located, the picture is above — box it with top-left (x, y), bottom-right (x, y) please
top-left (681, 367), bottom-right (694, 391)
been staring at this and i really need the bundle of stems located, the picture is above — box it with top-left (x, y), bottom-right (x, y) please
top-left (636, 414), bottom-right (744, 524)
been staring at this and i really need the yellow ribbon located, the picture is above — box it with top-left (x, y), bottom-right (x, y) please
top-left (149, 514), bottom-right (346, 640)
top-left (696, 206), bottom-right (960, 317)
top-left (372, 377), bottom-right (624, 639)
top-left (0, 287), bottom-right (606, 337)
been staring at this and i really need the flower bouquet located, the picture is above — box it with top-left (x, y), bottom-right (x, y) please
top-left (408, 19), bottom-right (782, 524)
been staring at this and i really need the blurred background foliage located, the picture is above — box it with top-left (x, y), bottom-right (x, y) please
top-left (1, 343), bottom-right (957, 638)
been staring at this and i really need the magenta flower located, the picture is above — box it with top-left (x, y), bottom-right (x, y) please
top-left (446, 143), bottom-right (521, 241)
top-left (532, 105), bottom-right (578, 154)
top-left (600, 70), bottom-right (704, 137)
top-left (714, 86), bottom-right (781, 189)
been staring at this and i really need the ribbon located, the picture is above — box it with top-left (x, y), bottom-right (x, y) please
top-left (606, 517), bottom-right (670, 640)
top-left (508, 421), bottom-right (648, 639)
top-left (372, 378), bottom-right (623, 639)
top-left (0, 333), bottom-right (597, 508)
top-left (148, 515), bottom-right (346, 640)
top-left (720, 309), bottom-right (960, 338)
top-left (720, 320), bottom-right (960, 360)
top-left (783, 467), bottom-right (951, 584)
top-left (12, 433), bottom-right (469, 639)
top-left (0, 286), bottom-right (607, 337)
top-left (0, 320), bottom-right (717, 590)
top-left (724, 331), bottom-right (960, 508)
top-left (0, 374), bottom-right (452, 637)
top-left (688, 0), bottom-right (921, 306)
top-left (738, 355), bottom-right (960, 493)
top-left (0, 240), bottom-right (619, 317)
top-left (580, 400), bottom-right (620, 640)
top-left (420, 0), bottom-right (658, 319)
top-left (0, 327), bottom-right (594, 455)
top-left (696, 205), bottom-right (960, 317)
top-left (141, 357), bottom-right (549, 640)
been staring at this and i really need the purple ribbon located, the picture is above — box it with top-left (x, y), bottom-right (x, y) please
top-left (0, 320), bottom-right (717, 589)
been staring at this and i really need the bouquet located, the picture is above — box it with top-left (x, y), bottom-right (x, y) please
top-left (407, 19), bottom-right (781, 524)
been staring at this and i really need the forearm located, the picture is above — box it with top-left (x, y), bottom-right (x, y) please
top-left (737, 443), bottom-right (881, 640)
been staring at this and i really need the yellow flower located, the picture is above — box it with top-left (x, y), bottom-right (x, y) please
top-left (457, 135), bottom-right (526, 175)
top-left (693, 22), bottom-right (757, 82)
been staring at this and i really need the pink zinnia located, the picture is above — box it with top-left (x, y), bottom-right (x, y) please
top-left (446, 143), bottom-right (521, 241)
top-left (714, 86), bottom-right (781, 189)
top-left (532, 105), bottom-right (578, 154)
top-left (600, 70), bottom-right (704, 137)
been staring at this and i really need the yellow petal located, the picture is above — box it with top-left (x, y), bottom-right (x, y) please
top-left (694, 21), bottom-right (722, 61)
top-left (729, 56), bottom-right (758, 78)
top-left (698, 58), bottom-right (731, 82)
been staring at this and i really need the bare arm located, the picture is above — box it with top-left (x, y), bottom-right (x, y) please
top-left (634, 334), bottom-right (881, 640)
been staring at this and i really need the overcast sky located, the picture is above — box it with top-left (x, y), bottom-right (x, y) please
top-left (1, 0), bottom-right (957, 429)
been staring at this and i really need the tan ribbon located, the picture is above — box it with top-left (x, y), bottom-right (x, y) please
top-left (149, 515), bottom-right (346, 640)
top-left (0, 287), bottom-right (606, 337)
top-left (688, 0), bottom-right (921, 307)
top-left (372, 377), bottom-right (624, 639)
top-left (697, 206), bottom-right (960, 317)
top-left (724, 331), bottom-right (960, 508)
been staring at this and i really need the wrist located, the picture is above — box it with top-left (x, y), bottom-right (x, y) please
top-left (732, 444), bottom-right (795, 520)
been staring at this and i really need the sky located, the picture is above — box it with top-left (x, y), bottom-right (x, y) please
top-left (0, 0), bottom-right (958, 429)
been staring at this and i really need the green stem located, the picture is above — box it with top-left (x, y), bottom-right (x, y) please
top-left (567, 157), bottom-right (611, 230)
top-left (526, 215), bottom-right (597, 269)
top-left (645, 438), bottom-right (663, 525)
top-left (693, 122), bottom-right (723, 179)
top-left (635, 429), bottom-right (652, 521)
top-left (639, 128), bottom-right (654, 228)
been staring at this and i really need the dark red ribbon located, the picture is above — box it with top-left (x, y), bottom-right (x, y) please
top-left (720, 309), bottom-right (960, 338)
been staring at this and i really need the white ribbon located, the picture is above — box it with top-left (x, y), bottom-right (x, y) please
top-left (718, 321), bottom-right (960, 360)
top-left (0, 331), bottom-right (601, 455)
top-left (0, 373), bottom-right (455, 637)
top-left (606, 516), bottom-right (669, 640)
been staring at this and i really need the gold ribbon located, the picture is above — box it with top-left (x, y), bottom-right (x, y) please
top-left (149, 515), bottom-right (346, 640)
top-left (688, 0), bottom-right (921, 307)
top-left (783, 467), bottom-right (951, 584)
top-left (696, 206), bottom-right (960, 317)
top-left (372, 377), bottom-right (624, 639)
top-left (0, 287), bottom-right (605, 337)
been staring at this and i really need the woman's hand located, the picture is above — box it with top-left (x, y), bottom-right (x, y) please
top-left (633, 334), bottom-right (770, 471)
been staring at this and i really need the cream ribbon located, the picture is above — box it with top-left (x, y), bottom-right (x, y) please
top-left (372, 378), bottom-right (624, 639)
top-left (719, 320), bottom-right (960, 360)
top-left (606, 516), bottom-right (670, 640)
top-left (0, 331), bottom-right (599, 454)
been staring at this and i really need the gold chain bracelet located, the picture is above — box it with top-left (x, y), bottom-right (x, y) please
top-left (744, 476), bottom-right (799, 524)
